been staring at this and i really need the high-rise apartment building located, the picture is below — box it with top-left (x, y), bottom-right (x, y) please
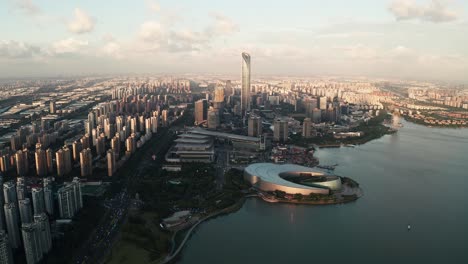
top-left (32, 187), bottom-right (45, 215)
top-left (4, 203), bottom-right (21, 249)
top-left (21, 222), bottom-right (43, 264)
top-left (19, 198), bottom-right (33, 224)
top-left (79, 148), bottom-right (93, 177)
top-left (0, 230), bottom-right (14, 264)
top-left (107, 150), bottom-right (116, 177)
top-left (34, 213), bottom-right (52, 254)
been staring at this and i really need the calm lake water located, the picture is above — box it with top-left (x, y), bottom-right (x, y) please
top-left (179, 121), bottom-right (468, 264)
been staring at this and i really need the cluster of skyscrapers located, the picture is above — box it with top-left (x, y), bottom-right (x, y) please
top-left (0, 175), bottom-right (81, 263)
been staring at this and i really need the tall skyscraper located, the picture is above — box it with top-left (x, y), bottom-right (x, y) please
top-left (4, 203), bottom-right (21, 249)
top-left (19, 198), bottom-right (33, 224)
top-left (241, 52), bottom-right (251, 116)
top-left (195, 99), bottom-right (208, 125)
top-left (161, 109), bottom-right (169, 127)
top-left (16, 181), bottom-right (26, 200)
top-left (32, 187), bottom-right (45, 215)
top-left (21, 222), bottom-right (43, 264)
top-left (0, 230), bottom-right (14, 264)
top-left (248, 116), bottom-right (262, 137)
top-left (111, 136), bottom-right (120, 158)
top-left (79, 148), bottom-right (93, 177)
top-left (273, 119), bottom-right (289, 142)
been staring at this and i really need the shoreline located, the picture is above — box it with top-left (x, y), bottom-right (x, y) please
top-left (161, 185), bottom-right (362, 263)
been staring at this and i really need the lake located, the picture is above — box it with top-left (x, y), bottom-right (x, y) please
top-left (178, 121), bottom-right (468, 264)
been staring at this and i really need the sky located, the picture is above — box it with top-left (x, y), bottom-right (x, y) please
top-left (1, 0), bottom-right (467, 82)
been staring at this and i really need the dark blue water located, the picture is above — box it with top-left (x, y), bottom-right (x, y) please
top-left (179, 121), bottom-right (468, 264)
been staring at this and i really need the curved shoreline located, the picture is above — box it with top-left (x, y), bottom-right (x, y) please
top-left (160, 188), bottom-right (361, 263)
top-left (161, 195), bottom-right (252, 264)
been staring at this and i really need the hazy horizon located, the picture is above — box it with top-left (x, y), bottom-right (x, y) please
top-left (1, 0), bottom-right (468, 82)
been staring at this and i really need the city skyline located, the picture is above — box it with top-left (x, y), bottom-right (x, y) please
top-left (0, 0), bottom-right (468, 82)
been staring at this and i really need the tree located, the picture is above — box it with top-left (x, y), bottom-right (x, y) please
top-left (293, 193), bottom-right (303, 201)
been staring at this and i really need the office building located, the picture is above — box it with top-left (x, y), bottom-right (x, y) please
top-left (32, 188), bottom-right (45, 215)
top-left (248, 116), bottom-right (262, 137)
top-left (312, 108), bottom-right (322, 124)
top-left (16, 182), bottom-right (26, 200)
top-left (195, 99), bottom-right (208, 125)
top-left (21, 222), bottom-right (42, 264)
top-left (4, 203), bottom-right (21, 249)
top-left (241, 52), bottom-right (251, 116)
top-left (79, 148), bottom-right (93, 177)
top-left (214, 85), bottom-right (225, 103)
top-left (19, 198), bottom-right (33, 224)
top-left (0, 230), bottom-right (14, 264)
top-left (302, 118), bottom-right (315, 139)
top-left (273, 119), bottom-right (288, 142)
top-left (207, 107), bottom-right (220, 129)
top-left (319, 96), bottom-right (328, 110)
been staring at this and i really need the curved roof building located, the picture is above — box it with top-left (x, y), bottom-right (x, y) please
top-left (244, 163), bottom-right (342, 195)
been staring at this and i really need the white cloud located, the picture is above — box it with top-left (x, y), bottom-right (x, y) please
top-left (52, 38), bottom-right (89, 54)
top-left (207, 13), bottom-right (240, 36)
top-left (0, 40), bottom-right (42, 58)
top-left (315, 31), bottom-right (384, 39)
top-left (12, 0), bottom-right (41, 15)
top-left (101, 42), bottom-right (123, 59)
top-left (68, 8), bottom-right (96, 34)
top-left (388, 0), bottom-right (459, 23)
top-left (139, 21), bottom-right (164, 42)
top-left (146, 0), bottom-right (160, 13)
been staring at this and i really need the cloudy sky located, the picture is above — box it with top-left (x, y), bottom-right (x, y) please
top-left (1, 0), bottom-right (467, 82)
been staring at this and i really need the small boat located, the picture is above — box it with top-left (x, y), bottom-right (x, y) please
top-left (407, 224), bottom-right (411, 230)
